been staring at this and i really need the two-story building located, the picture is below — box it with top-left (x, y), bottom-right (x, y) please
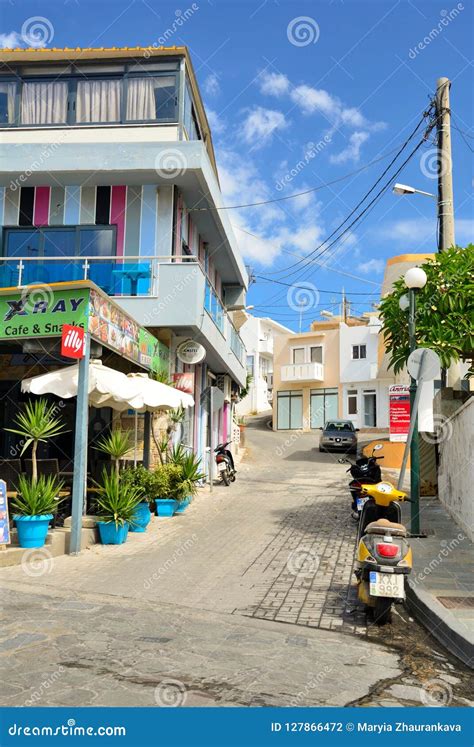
top-left (236, 315), bottom-right (291, 415)
top-left (0, 46), bottom-right (248, 469)
top-left (272, 314), bottom-right (390, 431)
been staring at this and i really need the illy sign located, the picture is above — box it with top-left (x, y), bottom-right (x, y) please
top-left (61, 325), bottom-right (85, 359)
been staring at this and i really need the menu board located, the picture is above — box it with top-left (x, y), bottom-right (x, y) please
top-left (0, 479), bottom-right (10, 546)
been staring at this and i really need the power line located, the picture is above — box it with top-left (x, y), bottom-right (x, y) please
top-left (254, 278), bottom-right (379, 295)
top-left (188, 141), bottom-right (429, 213)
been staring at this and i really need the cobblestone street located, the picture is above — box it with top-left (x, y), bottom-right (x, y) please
top-left (1, 416), bottom-right (472, 707)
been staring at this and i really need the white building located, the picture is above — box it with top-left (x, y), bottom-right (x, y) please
top-left (236, 316), bottom-right (292, 416)
top-left (339, 316), bottom-right (390, 429)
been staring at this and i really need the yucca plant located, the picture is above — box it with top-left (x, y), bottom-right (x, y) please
top-left (12, 474), bottom-right (65, 517)
top-left (6, 399), bottom-right (67, 483)
top-left (95, 429), bottom-right (133, 478)
top-left (94, 469), bottom-right (143, 529)
top-left (179, 452), bottom-right (205, 499)
top-left (167, 443), bottom-right (188, 466)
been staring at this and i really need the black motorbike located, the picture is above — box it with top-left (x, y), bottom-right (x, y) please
top-left (214, 441), bottom-right (236, 486)
top-left (339, 446), bottom-right (384, 519)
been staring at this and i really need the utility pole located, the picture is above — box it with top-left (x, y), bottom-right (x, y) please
top-left (341, 287), bottom-right (347, 323)
top-left (435, 77), bottom-right (455, 252)
top-left (436, 78), bottom-right (460, 388)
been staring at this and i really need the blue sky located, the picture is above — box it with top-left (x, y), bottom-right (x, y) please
top-left (1, 0), bottom-right (473, 330)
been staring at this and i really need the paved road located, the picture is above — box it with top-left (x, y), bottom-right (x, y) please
top-left (1, 416), bottom-right (471, 708)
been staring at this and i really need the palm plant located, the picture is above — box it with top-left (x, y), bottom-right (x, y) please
top-left (95, 429), bottom-right (132, 478)
top-left (94, 469), bottom-right (143, 529)
top-left (6, 399), bottom-right (67, 483)
top-left (168, 443), bottom-right (188, 466)
top-left (179, 452), bottom-right (205, 499)
top-left (12, 474), bottom-right (65, 516)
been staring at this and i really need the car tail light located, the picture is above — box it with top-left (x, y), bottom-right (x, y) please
top-left (376, 543), bottom-right (400, 558)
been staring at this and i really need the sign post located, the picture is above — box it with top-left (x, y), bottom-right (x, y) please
top-left (69, 333), bottom-right (91, 555)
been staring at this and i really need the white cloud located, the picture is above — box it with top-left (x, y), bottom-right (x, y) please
top-left (203, 73), bottom-right (220, 98)
top-left (290, 85), bottom-right (341, 119)
top-left (258, 71), bottom-right (290, 97)
top-left (330, 131), bottom-right (370, 164)
top-left (240, 107), bottom-right (288, 148)
top-left (206, 108), bottom-right (225, 136)
top-left (0, 32), bottom-right (23, 48)
top-left (357, 258), bottom-right (385, 275)
top-left (378, 218), bottom-right (474, 247)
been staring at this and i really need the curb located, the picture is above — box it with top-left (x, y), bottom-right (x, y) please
top-left (406, 580), bottom-right (474, 669)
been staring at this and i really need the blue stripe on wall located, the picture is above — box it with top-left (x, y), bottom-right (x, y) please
top-left (139, 185), bottom-right (157, 257)
top-left (64, 186), bottom-right (81, 224)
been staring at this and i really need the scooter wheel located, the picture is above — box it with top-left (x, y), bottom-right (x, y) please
top-left (230, 473), bottom-right (236, 482)
top-left (373, 597), bottom-right (392, 625)
top-left (221, 470), bottom-right (230, 486)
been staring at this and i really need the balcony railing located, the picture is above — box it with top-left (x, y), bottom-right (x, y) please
top-left (281, 362), bottom-right (324, 382)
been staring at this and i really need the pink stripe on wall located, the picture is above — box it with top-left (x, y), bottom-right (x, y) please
top-left (110, 186), bottom-right (127, 257)
top-left (33, 187), bottom-right (50, 226)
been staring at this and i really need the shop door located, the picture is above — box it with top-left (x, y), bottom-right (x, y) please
top-left (311, 390), bottom-right (338, 428)
top-left (277, 391), bottom-right (303, 430)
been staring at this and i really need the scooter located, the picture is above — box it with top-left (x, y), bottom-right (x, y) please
top-left (340, 445), bottom-right (384, 520)
top-left (355, 481), bottom-right (412, 624)
top-left (214, 441), bottom-right (236, 486)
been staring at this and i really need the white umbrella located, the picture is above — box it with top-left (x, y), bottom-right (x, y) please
top-left (126, 372), bottom-right (194, 411)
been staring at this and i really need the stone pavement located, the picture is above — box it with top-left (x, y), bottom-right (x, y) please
top-left (402, 497), bottom-right (474, 667)
top-left (1, 416), bottom-right (472, 707)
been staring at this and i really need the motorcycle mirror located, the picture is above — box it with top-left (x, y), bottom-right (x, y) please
top-left (373, 444), bottom-right (384, 451)
top-left (337, 458), bottom-right (348, 464)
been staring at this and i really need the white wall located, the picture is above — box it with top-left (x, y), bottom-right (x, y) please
top-left (437, 398), bottom-right (474, 541)
top-left (339, 322), bottom-right (379, 383)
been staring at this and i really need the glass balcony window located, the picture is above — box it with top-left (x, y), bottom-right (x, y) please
top-left (0, 82), bottom-right (17, 125)
top-left (21, 81), bottom-right (68, 125)
top-left (76, 79), bottom-right (122, 123)
top-left (126, 76), bottom-right (177, 122)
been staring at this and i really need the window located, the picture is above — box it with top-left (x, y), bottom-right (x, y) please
top-left (348, 389), bottom-right (358, 415)
top-left (352, 344), bottom-right (367, 360)
top-left (310, 346), bottom-right (323, 363)
top-left (183, 82), bottom-right (201, 140)
top-left (277, 391), bottom-right (303, 430)
top-left (246, 355), bottom-right (255, 376)
top-left (76, 79), bottom-right (122, 123)
top-left (126, 75), bottom-right (177, 121)
top-left (310, 388), bottom-right (338, 428)
top-left (292, 347), bottom-right (305, 364)
top-left (0, 82), bottom-right (17, 125)
top-left (21, 81), bottom-right (68, 125)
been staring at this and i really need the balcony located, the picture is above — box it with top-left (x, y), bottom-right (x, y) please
top-left (259, 338), bottom-right (273, 355)
top-left (281, 362), bottom-right (324, 382)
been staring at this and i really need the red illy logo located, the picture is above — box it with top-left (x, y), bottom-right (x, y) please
top-left (61, 325), bottom-right (85, 359)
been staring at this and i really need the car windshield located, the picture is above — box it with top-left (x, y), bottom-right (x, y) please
top-left (325, 422), bottom-right (353, 431)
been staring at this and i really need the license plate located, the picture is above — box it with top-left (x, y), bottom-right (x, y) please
top-left (369, 571), bottom-right (405, 598)
top-left (217, 462), bottom-right (227, 472)
top-left (356, 496), bottom-right (369, 511)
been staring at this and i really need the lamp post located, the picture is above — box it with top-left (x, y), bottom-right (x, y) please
top-left (400, 267), bottom-right (427, 534)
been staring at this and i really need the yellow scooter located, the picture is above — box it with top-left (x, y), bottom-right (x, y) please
top-left (355, 480), bottom-right (413, 625)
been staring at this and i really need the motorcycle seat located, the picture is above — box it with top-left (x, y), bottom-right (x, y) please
top-left (365, 518), bottom-right (407, 537)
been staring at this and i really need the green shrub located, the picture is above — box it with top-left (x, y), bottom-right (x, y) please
top-left (12, 475), bottom-right (65, 517)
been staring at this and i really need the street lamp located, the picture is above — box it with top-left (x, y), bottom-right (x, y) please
top-left (402, 266), bottom-right (427, 534)
top-left (392, 183), bottom-right (436, 199)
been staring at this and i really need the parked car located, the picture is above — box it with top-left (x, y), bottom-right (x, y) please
top-left (319, 420), bottom-right (358, 454)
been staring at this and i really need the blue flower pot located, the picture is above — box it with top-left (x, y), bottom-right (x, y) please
top-left (155, 499), bottom-right (178, 517)
top-left (97, 521), bottom-right (129, 545)
top-left (130, 501), bottom-right (152, 532)
top-left (14, 515), bottom-right (53, 549)
top-left (175, 497), bottom-right (191, 514)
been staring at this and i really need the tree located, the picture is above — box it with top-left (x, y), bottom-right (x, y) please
top-left (379, 245), bottom-right (474, 375)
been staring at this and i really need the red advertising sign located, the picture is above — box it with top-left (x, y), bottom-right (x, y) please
top-left (172, 372), bottom-right (195, 395)
top-left (389, 384), bottom-right (410, 442)
top-left (61, 324), bottom-right (85, 359)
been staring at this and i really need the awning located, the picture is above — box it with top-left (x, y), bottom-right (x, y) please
top-left (21, 360), bottom-right (194, 412)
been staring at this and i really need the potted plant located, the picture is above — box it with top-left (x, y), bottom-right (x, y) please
top-left (12, 475), bottom-right (65, 548)
top-left (174, 452), bottom-right (205, 514)
top-left (121, 465), bottom-right (153, 533)
top-left (95, 429), bottom-right (133, 477)
top-left (6, 398), bottom-right (67, 548)
top-left (152, 463), bottom-right (183, 517)
top-left (94, 470), bottom-right (143, 544)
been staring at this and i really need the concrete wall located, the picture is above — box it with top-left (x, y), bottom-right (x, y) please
top-left (437, 397), bottom-right (474, 541)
